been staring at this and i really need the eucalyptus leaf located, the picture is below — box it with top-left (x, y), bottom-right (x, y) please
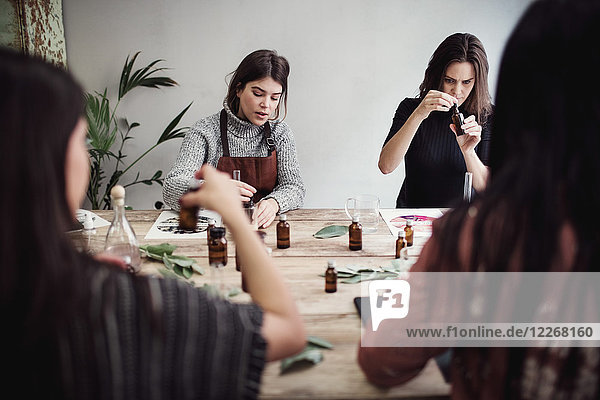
top-left (307, 336), bottom-right (334, 349)
top-left (173, 265), bottom-right (184, 277)
top-left (158, 269), bottom-right (178, 279)
top-left (165, 254), bottom-right (194, 267)
top-left (142, 243), bottom-right (177, 256)
top-left (341, 275), bottom-right (364, 284)
top-left (280, 348), bottom-right (323, 374)
top-left (191, 263), bottom-right (204, 275)
top-left (313, 225), bottom-right (348, 239)
top-left (181, 266), bottom-right (193, 279)
top-left (227, 287), bottom-right (241, 298)
top-left (162, 254), bottom-right (174, 270)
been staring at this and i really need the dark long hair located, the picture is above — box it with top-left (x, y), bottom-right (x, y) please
top-left (0, 47), bottom-right (95, 394)
top-left (428, 1), bottom-right (600, 396)
top-left (419, 33), bottom-right (492, 124)
top-left (225, 49), bottom-right (290, 120)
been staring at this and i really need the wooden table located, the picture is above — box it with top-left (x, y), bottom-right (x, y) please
top-left (90, 209), bottom-right (450, 399)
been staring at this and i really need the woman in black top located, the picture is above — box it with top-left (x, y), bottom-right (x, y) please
top-left (379, 33), bottom-right (493, 208)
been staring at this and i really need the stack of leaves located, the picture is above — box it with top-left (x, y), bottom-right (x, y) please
top-left (319, 259), bottom-right (414, 284)
top-left (280, 336), bottom-right (334, 374)
top-left (140, 243), bottom-right (203, 279)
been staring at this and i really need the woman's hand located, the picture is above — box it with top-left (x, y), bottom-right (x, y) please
top-left (180, 165), bottom-right (245, 222)
top-left (415, 90), bottom-right (457, 120)
top-left (451, 114), bottom-right (482, 155)
top-left (231, 179), bottom-right (257, 202)
top-left (253, 198), bottom-right (280, 228)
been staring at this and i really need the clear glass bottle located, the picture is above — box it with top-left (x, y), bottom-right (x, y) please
top-left (179, 178), bottom-right (201, 231)
top-left (451, 104), bottom-right (466, 136)
top-left (404, 220), bottom-right (414, 247)
top-left (349, 216), bottom-right (362, 251)
top-left (104, 185), bottom-right (141, 273)
top-left (395, 230), bottom-right (406, 259)
top-left (82, 212), bottom-right (97, 254)
top-left (276, 214), bottom-right (290, 249)
top-left (325, 260), bottom-right (337, 293)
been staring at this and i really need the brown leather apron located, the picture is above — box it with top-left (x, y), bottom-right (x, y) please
top-left (216, 109), bottom-right (278, 201)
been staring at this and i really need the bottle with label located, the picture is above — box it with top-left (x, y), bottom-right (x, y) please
top-left (404, 220), bottom-right (414, 247)
top-left (349, 216), bottom-right (362, 251)
top-left (206, 218), bottom-right (216, 245)
top-left (241, 231), bottom-right (269, 293)
top-left (179, 178), bottom-right (201, 231)
top-left (325, 260), bottom-right (338, 293)
top-left (104, 185), bottom-right (141, 273)
top-left (451, 104), bottom-right (466, 136)
top-left (276, 214), bottom-right (290, 249)
top-left (395, 230), bottom-right (406, 259)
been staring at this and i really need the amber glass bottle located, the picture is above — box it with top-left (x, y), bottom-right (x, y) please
top-left (206, 219), bottom-right (216, 245)
top-left (208, 227), bottom-right (227, 266)
top-left (395, 230), bottom-right (406, 259)
top-left (179, 179), bottom-right (201, 231)
top-left (276, 214), bottom-right (290, 249)
top-left (451, 104), bottom-right (466, 136)
top-left (325, 260), bottom-right (337, 293)
top-left (349, 216), bottom-right (362, 251)
top-left (404, 220), bottom-right (414, 247)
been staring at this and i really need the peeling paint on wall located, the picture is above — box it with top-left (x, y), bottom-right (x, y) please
top-left (0, 0), bottom-right (66, 66)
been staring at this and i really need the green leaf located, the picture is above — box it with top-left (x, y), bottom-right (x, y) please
top-left (341, 275), bottom-right (364, 284)
top-left (156, 102), bottom-right (193, 144)
top-left (165, 254), bottom-right (194, 267)
top-left (227, 287), bottom-right (241, 298)
top-left (173, 265), bottom-right (184, 277)
top-left (158, 269), bottom-right (178, 279)
top-left (181, 266), bottom-right (193, 279)
top-left (280, 348), bottom-right (324, 374)
top-left (191, 263), bottom-right (204, 275)
top-left (307, 336), bottom-right (334, 349)
top-left (162, 254), bottom-right (174, 270)
top-left (313, 225), bottom-right (348, 239)
top-left (141, 243), bottom-right (177, 256)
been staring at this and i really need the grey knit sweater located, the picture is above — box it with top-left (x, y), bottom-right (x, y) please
top-left (163, 105), bottom-right (305, 212)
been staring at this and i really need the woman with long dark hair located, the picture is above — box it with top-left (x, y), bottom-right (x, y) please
top-left (379, 33), bottom-right (493, 207)
top-left (360, 0), bottom-right (600, 397)
top-left (163, 49), bottom-right (304, 228)
top-left (0, 47), bottom-right (304, 399)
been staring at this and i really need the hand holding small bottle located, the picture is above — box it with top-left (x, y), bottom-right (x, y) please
top-left (415, 90), bottom-right (457, 120)
top-left (451, 114), bottom-right (482, 154)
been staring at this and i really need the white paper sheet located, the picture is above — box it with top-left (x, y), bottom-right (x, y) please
top-left (144, 210), bottom-right (222, 240)
top-left (379, 208), bottom-right (444, 238)
top-left (76, 209), bottom-right (111, 228)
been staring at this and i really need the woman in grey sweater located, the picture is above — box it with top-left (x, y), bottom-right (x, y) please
top-left (163, 50), bottom-right (305, 228)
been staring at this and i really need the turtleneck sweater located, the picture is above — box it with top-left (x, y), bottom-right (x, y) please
top-left (163, 105), bottom-right (305, 212)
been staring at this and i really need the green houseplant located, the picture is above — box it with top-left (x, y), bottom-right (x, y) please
top-left (86, 51), bottom-right (192, 209)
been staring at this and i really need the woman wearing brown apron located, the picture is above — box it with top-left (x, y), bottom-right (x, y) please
top-left (163, 50), bottom-right (305, 228)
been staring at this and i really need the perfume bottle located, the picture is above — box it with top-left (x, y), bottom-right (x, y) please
top-left (451, 104), bottom-right (466, 136)
top-left (349, 216), bottom-right (362, 251)
top-left (208, 227), bottom-right (228, 266)
top-left (104, 185), bottom-right (141, 273)
top-left (395, 230), bottom-right (406, 259)
top-left (404, 220), bottom-right (414, 247)
top-left (325, 260), bottom-right (337, 293)
top-left (206, 218), bottom-right (216, 245)
top-left (179, 178), bottom-right (201, 231)
top-left (276, 214), bottom-right (290, 249)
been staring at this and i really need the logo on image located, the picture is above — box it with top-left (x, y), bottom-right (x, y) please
top-left (369, 280), bottom-right (410, 331)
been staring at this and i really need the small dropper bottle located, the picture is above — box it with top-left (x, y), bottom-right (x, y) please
top-left (404, 220), bottom-right (414, 247)
top-left (349, 216), bottom-right (363, 251)
top-left (276, 214), bottom-right (290, 249)
top-left (395, 230), bottom-right (406, 259)
top-left (325, 260), bottom-right (338, 293)
top-left (451, 104), bottom-right (466, 136)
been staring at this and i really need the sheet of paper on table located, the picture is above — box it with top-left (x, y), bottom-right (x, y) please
top-left (379, 208), bottom-right (444, 238)
top-left (76, 209), bottom-right (111, 228)
top-left (144, 210), bottom-right (222, 240)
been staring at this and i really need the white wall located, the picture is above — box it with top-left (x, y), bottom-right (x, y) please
top-left (63, 0), bottom-right (533, 209)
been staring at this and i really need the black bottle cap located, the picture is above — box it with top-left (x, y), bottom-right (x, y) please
top-left (210, 227), bottom-right (226, 238)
